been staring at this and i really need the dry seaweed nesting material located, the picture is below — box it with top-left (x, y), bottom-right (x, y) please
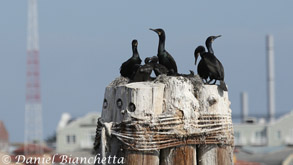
top-left (108, 76), bottom-right (130, 87)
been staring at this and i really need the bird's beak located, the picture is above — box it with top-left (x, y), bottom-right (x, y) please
top-left (149, 28), bottom-right (157, 33)
top-left (215, 35), bottom-right (222, 39)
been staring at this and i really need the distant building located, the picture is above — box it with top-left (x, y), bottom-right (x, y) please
top-left (234, 111), bottom-right (293, 146)
top-left (56, 112), bottom-right (99, 153)
top-left (13, 144), bottom-right (52, 155)
top-left (0, 121), bottom-right (9, 153)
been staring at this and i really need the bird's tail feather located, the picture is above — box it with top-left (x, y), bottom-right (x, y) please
top-left (220, 80), bottom-right (228, 91)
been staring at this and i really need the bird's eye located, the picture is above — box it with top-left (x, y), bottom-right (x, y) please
top-left (158, 32), bottom-right (161, 35)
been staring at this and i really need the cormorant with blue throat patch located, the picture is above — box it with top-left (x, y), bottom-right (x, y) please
top-left (120, 39), bottom-right (142, 80)
top-left (150, 28), bottom-right (178, 75)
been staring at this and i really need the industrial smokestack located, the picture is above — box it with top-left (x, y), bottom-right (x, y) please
top-left (266, 35), bottom-right (275, 123)
top-left (241, 92), bottom-right (248, 123)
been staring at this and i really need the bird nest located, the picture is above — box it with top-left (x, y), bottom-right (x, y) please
top-left (94, 112), bottom-right (233, 151)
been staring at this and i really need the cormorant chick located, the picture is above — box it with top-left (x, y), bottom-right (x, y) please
top-left (149, 56), bottom-right (169, 76)
top-left (120, 40), bottom-right (142, 79)
top-left (150, 28), bottom-right (178, 75)
top-left (132, 57), bottom-right (154, 82)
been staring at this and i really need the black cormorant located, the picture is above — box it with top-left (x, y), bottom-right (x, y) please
top-left (120, 40), bottom-right (142, 79)
top-left (150, 28), bottom-right (178, 75)
top-left (194, 45), bottom-right (209, 83)
top-left (202, 35), bottom-right (228, 91)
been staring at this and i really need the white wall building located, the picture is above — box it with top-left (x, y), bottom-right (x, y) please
top-left (234, 111), bottom-right (293, 146)
top-left (56, 112), bottom-right (99, 153)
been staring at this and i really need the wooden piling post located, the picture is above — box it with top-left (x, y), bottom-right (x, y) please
top-left (159, 76), bottom-right (199, 165)
top-left (99, 79), bottom-right (164, 165)
top-left (160, 145), bottom-right (197, 165)
top-left (95, 76), bottom-right (233, 165)
top-left (120, 82), bottom-right (164, 165)
top-left (196, 85), bottom-right (233, 165)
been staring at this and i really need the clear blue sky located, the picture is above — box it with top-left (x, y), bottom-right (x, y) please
top-left (0, 0), bottom-right (293, 142)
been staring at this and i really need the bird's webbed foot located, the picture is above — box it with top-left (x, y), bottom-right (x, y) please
top-left (212, 79), bottom-right (217, 84)
top-left (207, 79), bottom-right (213, 84)
top-left (202, 79), bottom-right (208, 84)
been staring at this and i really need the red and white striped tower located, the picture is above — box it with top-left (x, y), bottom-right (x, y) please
top-left (25, 0), bottom-right (43, 155)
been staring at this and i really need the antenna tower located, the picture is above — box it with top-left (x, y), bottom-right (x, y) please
top-left (24, 0), bottom-right (43, 155)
